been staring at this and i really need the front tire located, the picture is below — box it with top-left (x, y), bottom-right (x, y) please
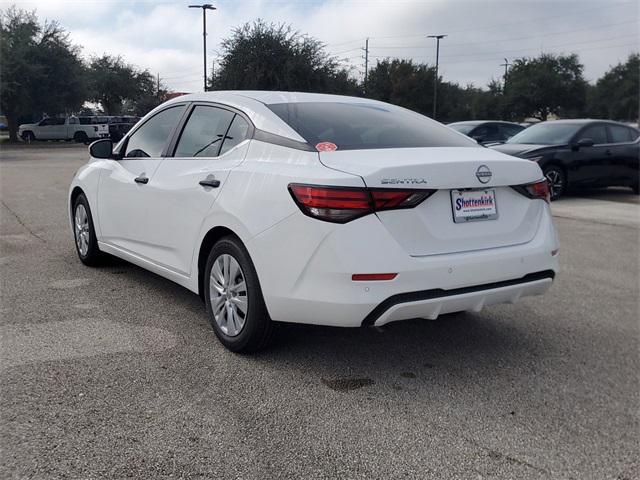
top-left (73, 193), bottom-right (102, 266)
top-left (204, 236), bottom-right (273, 353)
top-left (21, 131), bottom-right (35, 143)
top-left (74, 131), bottom-right (89, 143)
top-left (544, 165), bottom-right (566, 201)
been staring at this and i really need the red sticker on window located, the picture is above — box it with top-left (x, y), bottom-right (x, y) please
top-left (316, 142), bottom-right (337, 152)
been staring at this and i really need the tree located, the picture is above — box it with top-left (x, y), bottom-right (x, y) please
top-left (503, 53), bottom-right (587, 120)
top-left (0, 7), bottom-right (86, 141)
top-left (366, 59), bottom-right (435, 116)
top-left (587, 54), bottom-right (639, 121)
top-left (213, 20), bottom-right (358, 94)
top-left (87, 55), bottom-right (164, 115)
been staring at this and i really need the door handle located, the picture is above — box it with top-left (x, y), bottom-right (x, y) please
top-left (199, 179), bottom-right (221, 188)
top-left (134, 175), bottom-right (149, 184)
top-left (605, 149), bottom-right (612, 155)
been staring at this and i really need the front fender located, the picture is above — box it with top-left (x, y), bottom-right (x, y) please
top-left (68, 160), bottom-right (104, 238)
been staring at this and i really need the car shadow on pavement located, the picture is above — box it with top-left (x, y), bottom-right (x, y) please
top-left (93, 251), bottom-right (544, 385)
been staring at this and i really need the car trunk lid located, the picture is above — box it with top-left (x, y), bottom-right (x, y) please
top-left (319, 147), bottom-right (545, 256)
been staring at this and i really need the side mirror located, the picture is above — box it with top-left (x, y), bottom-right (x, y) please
top-left (472, 135), bottom-right (485, 143)
top-left (572, 138), bottom-right (594, 150)
top-left (89, 139), bottom-right (113, 159)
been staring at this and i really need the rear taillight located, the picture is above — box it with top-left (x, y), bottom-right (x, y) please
top-left (512, 179), bottom-right (550, 203)
top-left (288, 184), bottom-right (436, 223)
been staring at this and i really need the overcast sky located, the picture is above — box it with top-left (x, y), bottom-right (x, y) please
top-left (9, 0), bottom-right (640, 92)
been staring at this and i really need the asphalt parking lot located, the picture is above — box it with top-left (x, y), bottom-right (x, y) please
top-left (1, 143), bottom-right (638, 479)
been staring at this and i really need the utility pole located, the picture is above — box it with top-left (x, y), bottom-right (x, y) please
top-left (500, 58), bottom-right (511, 83)
top-left (189, 4), bottom-right (216, 92)
top-left (427, 34), bottom-right (446, 120)
top-left (363, 38), bottom-right (369, 95)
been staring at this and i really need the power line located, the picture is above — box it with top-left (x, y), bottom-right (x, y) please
top-left (366, 20), bottom-right (638, 50)
top-left (368, 41), bottom-right (639, 65)
top-left (369, 33), bottom-right (638, 61)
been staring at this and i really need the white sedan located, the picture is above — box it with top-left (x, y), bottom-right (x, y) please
top-left (69, 91), bottom-right (559, 352)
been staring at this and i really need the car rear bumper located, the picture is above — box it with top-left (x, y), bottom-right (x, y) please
top-left (363, 270), bottom-right (553, 326)
top-left (249, 203), bottom-right (559, 327)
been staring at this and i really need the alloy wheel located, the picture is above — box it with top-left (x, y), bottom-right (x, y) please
top-left (545, 169), bottom-right (564, 200)
top-left (74, 204), bottom-right (90, 256)
top-left (209, 253), bottom-right (248, 337)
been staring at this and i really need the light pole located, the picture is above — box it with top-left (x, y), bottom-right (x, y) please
top-left (427, 34), bottom-right (446, 119)
top-left (189, 4), bottom-right (216, 92)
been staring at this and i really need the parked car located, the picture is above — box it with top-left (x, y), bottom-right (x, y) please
top-left (491, 119), bottom-right (639, 200)
top-left (69, 91), bottom-right (558, 352)
top-left (107, 116), bottom-right (140, 142)
top-left (0, 115), bottom-right (8, 131)
top-left (78, 115), bottom-right (139, 142)
top-left (19, 116), bottom-right (109, 143)
top-left (448, 121), bottom-right (525, 145)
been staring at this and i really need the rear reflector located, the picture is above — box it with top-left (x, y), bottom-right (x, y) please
top-left (511, 179), bottom-right (550, 203)
top-left (352, 273), bottom-right (397, 281)
top-left (288, 184), bottom-right (436, 223)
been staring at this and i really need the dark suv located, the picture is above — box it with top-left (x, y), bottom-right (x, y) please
top-left (491, 120), bottom-right (639, 200)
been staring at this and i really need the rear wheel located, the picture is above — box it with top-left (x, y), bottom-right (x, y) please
top-left (73, 193), bottom-right (102, 266)
top-left (204, 236), bottom-right (273, 352)
top-left (74, 131), bottom-right (89, 143)
top-left (543, 165), bottom-right (566, 201)
top-left (632, 183), bottom-right (639, 195)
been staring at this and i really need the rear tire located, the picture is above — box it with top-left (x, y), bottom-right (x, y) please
top-left (204, 236), bottom-right (273, 353)
top-left (632, 183), bottom-right (639, 195)
top-left (74, 131), bottom-right (89, 143)
top-left (543, 165), bottom-right (566, 201)
top-left (72, 193), bottom-right (102, 266)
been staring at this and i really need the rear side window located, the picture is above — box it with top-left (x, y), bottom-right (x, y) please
top-left (219, 115), bottom-right (250, 156)
top-left (125, 105), bottom-right (186, 158)
top-left (174, 106), bottom-right (235, 157)
top-left (608, 125), bottom-right (636, 143)
top-left (268, 102), bottom-right (476, 150)
top-left (577, 125), bottom-right (608, 145)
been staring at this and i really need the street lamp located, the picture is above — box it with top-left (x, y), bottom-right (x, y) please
top-left (427, 34), bottom-right (446, 120)
top-left (189, 4), bottom-right (216, 92)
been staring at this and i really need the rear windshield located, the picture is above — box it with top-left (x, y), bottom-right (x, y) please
top-left (267, 102), bottom-right (477, 151)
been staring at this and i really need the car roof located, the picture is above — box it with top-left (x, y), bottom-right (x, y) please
top-left (160, 91), bottom-right (411, 143)
top-left (539, 119), bottom-right (636, 127)
top-left (449, 120), bottom-right (522, 126)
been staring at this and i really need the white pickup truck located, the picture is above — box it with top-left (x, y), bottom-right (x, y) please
top-left (18, 116), bottom-right (109, 143)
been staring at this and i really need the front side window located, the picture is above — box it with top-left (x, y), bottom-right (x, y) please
top-left (125, 105), bottom-right (186, 158)
top-left (577, 125), bottom-right (608, 145)
top-left (174, 106), bottom-right (235, 157)
top-left (268, 102), bottom-right (476, 150)
top-left (219, 115), bottom-right (250, 156)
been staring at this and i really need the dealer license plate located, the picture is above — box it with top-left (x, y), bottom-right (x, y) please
top-left (451, 189), bottom-right (498, 223)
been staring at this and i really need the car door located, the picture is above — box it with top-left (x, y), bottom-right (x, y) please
top-left (97, 104), bottom-right (187, 258)
top-left (36, 118), bottom-right (56, 139)
top-left (569, 124), bottom-right (611, 186)
top-left (139, 104), bottom-right (253, 275)
top-left (605, 124), bottom-right (640, 186)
